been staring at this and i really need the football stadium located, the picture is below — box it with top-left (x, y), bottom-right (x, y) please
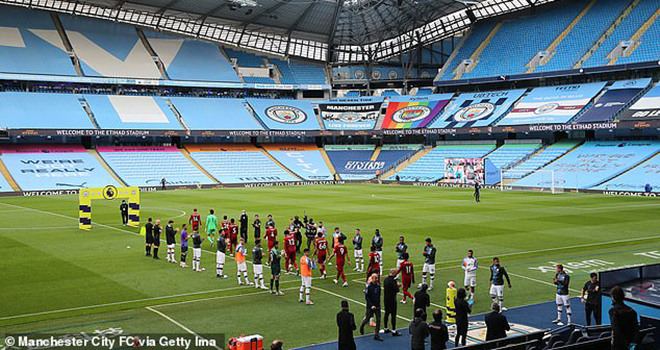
top-left (1, 0), bottom-right (660, 349)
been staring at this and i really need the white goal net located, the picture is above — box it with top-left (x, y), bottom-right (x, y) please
top-left (499, 169), bottom-right (564, 194)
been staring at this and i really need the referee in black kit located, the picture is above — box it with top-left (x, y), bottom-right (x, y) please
top-left (119, 200), bottom-right (129, 226)
top-left (145, 218), bottom-right (154, 257)
top-left (474, 182), bottom-right (481, 203)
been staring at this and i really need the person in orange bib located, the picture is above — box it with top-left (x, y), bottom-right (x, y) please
top-left (299, 248), bottom-right (315, 305)
top-left (235, 237), bottom-right (252, 286)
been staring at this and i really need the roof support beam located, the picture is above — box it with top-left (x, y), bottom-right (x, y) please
top-left (239, 0), bottom-right (289, 27)
top-left (196, 3), bottom-right (228, 22)
top-left (286, 0), bottom-right (317, 35)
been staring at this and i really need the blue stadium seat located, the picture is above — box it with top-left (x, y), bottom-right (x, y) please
top-left (387, 144), bottom-right (496, 182)
top-left (326, 148), bottom-right (376, 180)
top-left (84, 95), bottom-right (183, 130)
top-left (504, 141), bottom-right (580, 179)
top-left (143, 30), bottom-right (240, 82)
top-left (289, 60), bottom-right (327, 84)
top-left (0, 92), bottom-right (95, 129)
top-left (224, 48), bottom-right (266, 68)
top-left (485, 143), bottom-right (542, 170)
top-left (513, 140), bottom-right (660, 189)
top-left (99, 146), bottom-right (215, 186)
top-left (169, 97), bottom-right (263, 130)
top-left (187, 145), bottom-right (299, 183)
top-left (242, 76), bottom-right (276, 84)
top-left (0, 6), bottom-right (77, 76)
top-left (437, 22), bottom-right (498, 80)
top-left (593, 153), bottom-right (660, 192)
top-left (265, 145), bottom-right (334, 181)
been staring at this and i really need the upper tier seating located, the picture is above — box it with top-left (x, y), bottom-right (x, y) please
top-left (289, 60), bottom-right (327, 84)
top-left (0, 6), bottom-right (77, 76)
top-left (325, 146), bottom-right (377, 180)
top-left (0, 145), bottom-right (119, 191)
top-left (84, 95), bottom-right (183, 130)
top-left (594, 153), bottom-right (660, 192)
top-left (382, 90), bottom-right (400, 97)
top-left (99, 146), bottom-right (214, 187)
top-left (513, 140), bottom-right (660, 189)
top-left (619, 83), bottom-right (660, 121)
top-left (464, 1), bottom-right (587, 78)
top-left (387, 143), bottom-right (496, 182)
top-left (536, 0), bottom-right (631, 72)
top-left (143, 30), bottom-right (240, 82)
top-left (263, 144), bottom-right (334, 181)
top-left (225, 48), bottom-right (265, 67)
top-left (0, 92), bottom-right (95, 129)
top-left (247, 99), bottom-right (321, 130)
top-left (270, 58), bottom-right (297, 84)
top-left (618, 5), bottom-right (660, 64)
top-left (504, 140), bottom-right (580, 179)
top-left (485, 143), bottom-right (542, 170)
top-left (437, 22), bottom-right (498, 80)
top-left (169, 97), bottom-right (263, 130)
top-left (186, 144), bottom-right (299, 183)
top-left (585, 0), bottom-right (660, 68)
top-left (242, 76), bottom-right (276, 84)
top-left (498, 82), bottom-right (607, 125)
top-left (430, 89), bottom-right (526, 128)
top-left (415, 88), bottom-right (434, 95)
top-left (576, 78), bottom-right (652, 123)
top-left (59, 14), bottom-right (161, 79)
top-left (344, 91), bottom-right (360, 97)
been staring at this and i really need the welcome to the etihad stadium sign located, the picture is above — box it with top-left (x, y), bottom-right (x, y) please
top-left (8, 120), bottom-right (659, 138)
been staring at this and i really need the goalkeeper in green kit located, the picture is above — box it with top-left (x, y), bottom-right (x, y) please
top-left (206, 209), bottom-right (218, 247)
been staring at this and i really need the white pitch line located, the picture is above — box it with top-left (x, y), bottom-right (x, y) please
top-left (312, 286), bottom-right (412, 323)
top-left (507, 271), bottom-right (581, 294)
top-left (145, 307), bottom-right (221, 350)
top-left (150, 287), bottom-right (300, 308)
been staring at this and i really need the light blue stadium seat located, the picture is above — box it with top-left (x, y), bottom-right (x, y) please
top-left (484, 144), bottom-right (542, 170)
top-left (536, 0), bottom-right (630, 72)
top-left (169, 97), bottom-right (263, 130)
top-left (0, 172), bottom-right (12, 192)
top-left (415, 88), bottom-right (434, 95)
top-left (387, 144), bottom-right (496, 182)
top-left (504, 141), bottom-right (579, 179)
top-left (1, 146), bottom-right (120, 191)
top-left (189, 147), bottom-right (299, 183)
top-left (584, 0), bottom-right (660, 68)
top-left (0, 92), bottom-right (95, 129)
top-left (382, 90), bottom-right (400, 97)
top-left (290, 60), bottom-right (327, 84)
top-left (243, 76), bottom-right (276, 84)
top-left (225, 48), bottom-right (265, 68)
top-left (594, 154), bottom-right (660, 192)
top-left (99, 148), bottom-right (214, 186)
top-left (0, 6), bottom-right (77, 76)
top-left (266, 147), bottom-right (334, 180)
top-left (326, 149), bottom-right (375, 180)
top-left (513, 140), bottom-right (660, 189)
top-left (84, 95), bottom-right (183, 130)
top-left (143, 30), bottom-right (240, 82)
top-left (437, 22), bottom-right (498, 80)
top-left (271, 58), bottom-right (297, 84)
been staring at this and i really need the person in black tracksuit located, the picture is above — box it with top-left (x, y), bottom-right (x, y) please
top-left (120, 200), bottom-right (129, 226)
top-left (474, 182), bottom-right (481, 203)
top-left (582, 272), bottom-right (601, 326)
top-left (454, 288), bottom-right (472, 347)
top-left (414, 284), bottom-right (431, 321)
top-left (145, 218), bottom-right (154, 256)
top-left (360, 274), bottom-right (383, 341)
top-left (609, 286), bottom-right (639, 350)
top-left (152, 220), bottom-right (162, 259)
top-left (383, 269), bottom-right (402, 336)
top-left (239, 210), bottom-right (249, 244)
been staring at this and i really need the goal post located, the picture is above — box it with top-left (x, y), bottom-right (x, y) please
top-left (79, 185), bottom-right (140, 230)
top-left (499, 169), bottom-right (563, 194)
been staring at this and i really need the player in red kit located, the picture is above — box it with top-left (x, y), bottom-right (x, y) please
top-left (264, 224), bottom-right (278, 264)
top-left (328, 238), bottom-right (350, 287)
top-left (398, 252), bottom-right (415, 303)
top-left (313, 232), bottom-right (328, 279)
top-left (367, 246), bottom-right (381, 280)
top-left (229, 218), bottom-right (239, 254)
top-left (221, 215), bottom-right (230, 235)
top-left (189, 209), bottom-right (201, 232)
top-left (283, 230), bottom-right (299, 275)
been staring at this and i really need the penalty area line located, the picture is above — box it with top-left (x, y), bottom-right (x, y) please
top-left (145, 307), bottom-right (221, 350)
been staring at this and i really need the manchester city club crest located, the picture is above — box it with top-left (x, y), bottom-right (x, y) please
top-left (392, 105), bottom-right (432, 123)
top-left (265, 105), bottom-right (308, 124)
top-left (534, 103), bottom-right (559, 115)
top-left (454, 103), bottom-right (495, 122)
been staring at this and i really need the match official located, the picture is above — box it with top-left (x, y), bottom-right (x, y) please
top-left (119, 200), bottom-right (128, 226)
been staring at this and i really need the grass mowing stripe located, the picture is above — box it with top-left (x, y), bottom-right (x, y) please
top-left (149, 287), bottom-right (300, 308)
top-left (311, 286), bottom-right (412, 323)
top-left (506, 271), bottom-right (581, 294)
top-left (145, 307), bottom-right (221, 350)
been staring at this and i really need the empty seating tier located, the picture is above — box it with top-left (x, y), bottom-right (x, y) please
top-left (263, 144), bottom-right (334, 181)
top-left (593, 153), bottom-right (660, 192)
top-left (186, 144), bottom-right (299, 184)
top-left (504, 140), bottom-right (580, 179)
top-left (98, 146), bottom-right (214, 187)
top-left (485, 142), bottom-right (542, 170)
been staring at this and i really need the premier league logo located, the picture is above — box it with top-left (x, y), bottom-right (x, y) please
top-left (534, 103), bottom-right (559, 115)
top-left (265, 106), bottom-right (308, 124)
top-left (392, 106), bottom-right (432, 123)
top-left (454, 103), bottom-right (495, 122)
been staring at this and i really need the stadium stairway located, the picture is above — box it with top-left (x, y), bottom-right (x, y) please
top-left (51, 13), bottom-right (84, 77)
top-left (180, 148), bottom-right (220, 183)
top-left (88, 149), bottom-right (127, 186)
top-left (609, 6), bottom-right (660, 65)
top-left (319, 147), bottom-right (338, 180)
top-left (527, 0), bottom-right (597, 73)
top-left (575, 0), bottom-right (640, 68)
top-left (382, 146), bottom-right (432, 179)
top-left (258, 146), bottom-right (302, 181)
top-left (0, 158), bottom-right (21, 191)
top-left (369, 145), bottom-right (382, 161)
top-left (454, 23), bottom-right (503, 80)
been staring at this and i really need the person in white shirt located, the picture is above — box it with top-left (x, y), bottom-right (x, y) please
top-left (462, 249), bottom-right (478, 303)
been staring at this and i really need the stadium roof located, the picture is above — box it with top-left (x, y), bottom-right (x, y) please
top-left (1, 0), bottom-right (556, 62)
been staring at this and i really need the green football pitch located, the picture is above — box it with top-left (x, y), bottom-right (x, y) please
top-left (1, 184), bottom-right (659, 348)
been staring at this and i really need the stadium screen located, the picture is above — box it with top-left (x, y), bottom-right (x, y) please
top-left (444, 158), bottom-right (484, 184)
